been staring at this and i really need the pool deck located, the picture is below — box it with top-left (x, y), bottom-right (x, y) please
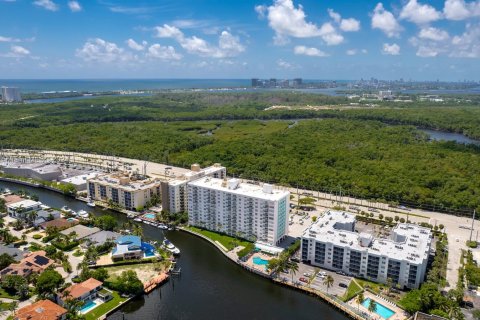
top-left (244, 252), bottom-right (272, 274)
top-left (80, 298), bottom-right (103, 314)
top-left (346, 291), bottom-right (407, 320)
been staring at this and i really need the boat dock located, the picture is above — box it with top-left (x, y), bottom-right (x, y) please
top-left (144, 273), bottom-right (169, 293)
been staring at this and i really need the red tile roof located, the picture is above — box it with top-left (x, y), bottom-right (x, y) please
top-left (15, 299), bottom-right (67, 320)
top-left (62, 278), bottom-right (103, 299)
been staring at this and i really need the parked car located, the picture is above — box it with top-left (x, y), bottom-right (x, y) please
top-left (339, 283), bottom-right (348, 288)
top-left (303, 272), bottom-right (311, 277)
top-left (299, 277), bottom-right (308, 283)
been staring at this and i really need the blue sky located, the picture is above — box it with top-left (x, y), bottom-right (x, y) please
top-left (0, 0), bottom-right (479, 80)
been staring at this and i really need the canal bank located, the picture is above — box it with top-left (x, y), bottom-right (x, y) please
top-left (0, 180), bottom-right (351, 320)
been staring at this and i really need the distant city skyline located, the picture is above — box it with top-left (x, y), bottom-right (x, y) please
top-left (0, 0), bottom-right (479, 80)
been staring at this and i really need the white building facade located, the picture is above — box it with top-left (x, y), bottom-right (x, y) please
top-left (300, 210), bottom-right (432, 289)
top-left (187, 177), bottom-right (289, 246)
top-left (1, 87), bottom-right (22, 103)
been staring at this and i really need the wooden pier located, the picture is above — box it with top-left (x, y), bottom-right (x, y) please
top-left (144, 273), bottom-right (169, 293)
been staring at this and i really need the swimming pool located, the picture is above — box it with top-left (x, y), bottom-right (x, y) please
top-left (143, 213), bottom-right (156, 219)
top-left (79, 300), bottom-right (97, 313)
top-left (253, 257), bottom-right (269, 266)
top-left (141, 242), bottom-right (156, 257)
top-left (362, 298), bottom-right (395, 319)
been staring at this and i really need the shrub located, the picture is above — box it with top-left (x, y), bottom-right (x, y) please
top-left (32, 234), bottom-right (43, 240)
top-left (467, 240), bottom-right (478, 249)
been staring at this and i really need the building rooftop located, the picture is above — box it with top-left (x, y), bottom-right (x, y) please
top-left (60, 225), bottom-right (101, 239)
top-left (113, 235), bottom-right (142, 256)
top-left (88, 173), bottom-right (160, 192)
top-left (61, 172), bottom-right (99, 186)
top-left (0, 251), bottom-right (54, 277)
top-left (40, 218), bottom-right (78, 230)
top-left (85, 230), bottom-right (121, 245)
top-left (15, 299), bottom-right (67, 320)
top-left (6, 199), bottom-right (42, 209)
top-left (303, 210), bottom-right (432, 264)
top-left (0, 244), bottom-right (25, 261)
top-left (0, 194), bottom-right (24, 205)
top-left (188, 177), bottom-right (289, 201)
top-left (1, 162), bottom-right (61, 174)
top-left (62, 278), bottom-right (103, 300)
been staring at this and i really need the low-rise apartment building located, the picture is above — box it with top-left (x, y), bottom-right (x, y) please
top-left (300, 210), bottom-right (432, 289)
top-left (6, 199), bottom-right (42, 219)
top-left (187, 177), bottom-right (289, 246)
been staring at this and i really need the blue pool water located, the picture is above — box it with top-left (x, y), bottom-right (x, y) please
top-left (362, 298), bottom-right (395, 319)
top-left (80, 300), bottom-right (97, 313)
top-left (141, 242), bottom-right (156, 257)
top-left (253, 257), bottom-right (269, 266)
top-left (143, 213), bottom-right (156, 219)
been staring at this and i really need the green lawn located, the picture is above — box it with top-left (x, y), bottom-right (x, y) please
top-left (342, 280), bottom-right (363, 302)
top-left (84, 291), bottom-right (126, 320)
top-left (0, 302), bottom-right (14, 312)
top-left (186, 226), bottom-right (251, 251)
top-left (0, 288), bottom-right (17, 299)
top-left (355, 278), bottom-right (385, 294)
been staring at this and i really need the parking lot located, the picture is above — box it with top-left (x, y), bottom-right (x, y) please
top-left (285, 262), bottom-right (352, 297)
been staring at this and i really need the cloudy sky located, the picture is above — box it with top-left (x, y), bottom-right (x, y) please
top-left (0, 0), bottom-right (479, 80)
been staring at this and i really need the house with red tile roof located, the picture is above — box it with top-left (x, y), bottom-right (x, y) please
top-left (58, 278), bottom-right (112, 312)
top-left (14, 299), bottom-right (67, 320)
top-left (0, 250), bottom-right (54, 278)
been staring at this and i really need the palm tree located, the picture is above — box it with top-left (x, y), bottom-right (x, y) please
top-left (385, 277), bottom-right (393, 295)
top-left (356, 292), bottom-right (365, 311)
top-left (368, 299), bottom-right (377, 314)
top-left (288, 261), bottom-right (299, 283)
top-left (323, 275), bottom-right (334, 293)
top-left (133, 224), bottom-right (143, 238)
top-left (28, 210), bottom-right (38, 225)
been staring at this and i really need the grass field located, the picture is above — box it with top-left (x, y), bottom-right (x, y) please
top-left (186, 226), bottom-right (251, 251)
top-left (342, 279), bottom-right (363, 302)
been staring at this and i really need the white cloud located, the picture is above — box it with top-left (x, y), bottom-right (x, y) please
top-left (346, 49), bottom-right (357, 55)
top-left (328, 9), bottom-right (360, 32)
top-left (371, 3), bottom-right (402, 38)
top-left (418, 27), bottom-right (449, 41)
top-left (1, 45), bottom-right (31, 58)
top-left (126, 39), bottom-right (147, 51)
top-left (155, 24), bottom-right (245, 58)
top-left (260, 0), bottom-right (344, 45)
top-left (294, 45), bottom-right (328, 57)
top-left (146, 44), bottom-right (182, 60)
top-left (76, 38), bottom-right (131, 62)
top-left (444, 0), bottom-right (480, 20)
top-left (451, 23), bottom-right (480, 58)
top-left (277, 59), bottom-right (296, 69)
top-left (328, 9), bottom-right (341, 23)
top-left (0, 36), bottom-right (21, 42)
top-left (68, 1), bottom-right (82, 12)
top-left (255, 5), bottom-right (267, 18)
top-left (399, 0), bottom-right (442, 25)
top-left (382, 43), bottom-right (400, 55)
top-left (416, 46), bottom-right (439, 57)
top-left (340, 18), bottom-right (360, 32)
top-left (33, 0), bottom-right (58, 11)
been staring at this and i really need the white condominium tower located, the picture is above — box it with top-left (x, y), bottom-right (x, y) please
top-left (1, 87), bottom-right (22, 102)
top-left (301, 210), bottom-right (432, 289)
top-left (187, 177), bottom-right (290, 246)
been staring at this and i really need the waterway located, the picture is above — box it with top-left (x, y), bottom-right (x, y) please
top-left (0, 180), bottom-right (350, 320)
top-left (421, 129), bottom-right (480, 146)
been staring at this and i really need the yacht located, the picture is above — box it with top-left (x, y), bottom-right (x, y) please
top-left (86, 200), bottom-right (96, 207)
top-left (61, 206), bottom-right (73, 214)
top-left (162, 239), bottom-right (180, 255)
top-left (157, 223), bottom-right (168, 230)
top-left (133, 218), bottom-right (142, 222)
top-left (77, 210), bottom-right (89, 219)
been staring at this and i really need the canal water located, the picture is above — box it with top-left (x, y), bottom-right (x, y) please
top-left (421, 129), bottom-right (480, 146)
top-left (0, 181), bottom-right (349, 320)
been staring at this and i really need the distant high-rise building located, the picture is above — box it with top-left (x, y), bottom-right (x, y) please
top-left (293, 78), bottom-right (302, 87)
top-left (1, 87), bottom-right (22, 103)
top-left (251, 78), bottom-right (261, 87)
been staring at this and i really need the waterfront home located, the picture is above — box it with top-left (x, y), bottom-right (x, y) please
top-left (58, 278), bottom-right (112, 309)
top-left (32, 209), bottom-right (62, 227)
top-left (0, 250), bottom-right (54, 278)
top-left (111, 235), bottom-right (157, 261)
top-left (60, 225), bottom-right (101, 240)
top-left (111, 235), bottom-right (144, 260)
top-left (6, 199), bottom-right (42, 219)
top-left (40, 217), bottom-right (79, 230)
top-left (15, 299), bottom-right (67, 320)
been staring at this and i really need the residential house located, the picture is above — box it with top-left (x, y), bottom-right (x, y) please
top-left (15, 299), bottom-right (67, 320)
top-left (58, 278), bottom-right (112, 308)
top-left (0, 250), bottom-right (54, 278)
top-left (111, 235), bottom-right (143, 261)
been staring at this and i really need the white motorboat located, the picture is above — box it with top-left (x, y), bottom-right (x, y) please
top-left (133, 218), bottom-right (142, 222)
top-left (61, 206), bottom-right (73, 213)
top-left (86, 200), bottom-right (96, 207)
top-left (162, 239), bottom-right (180, 255)
top-left (157, 224), bottom-right (168, 230)
top-left (77, 210), bottom-right (89, 218)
